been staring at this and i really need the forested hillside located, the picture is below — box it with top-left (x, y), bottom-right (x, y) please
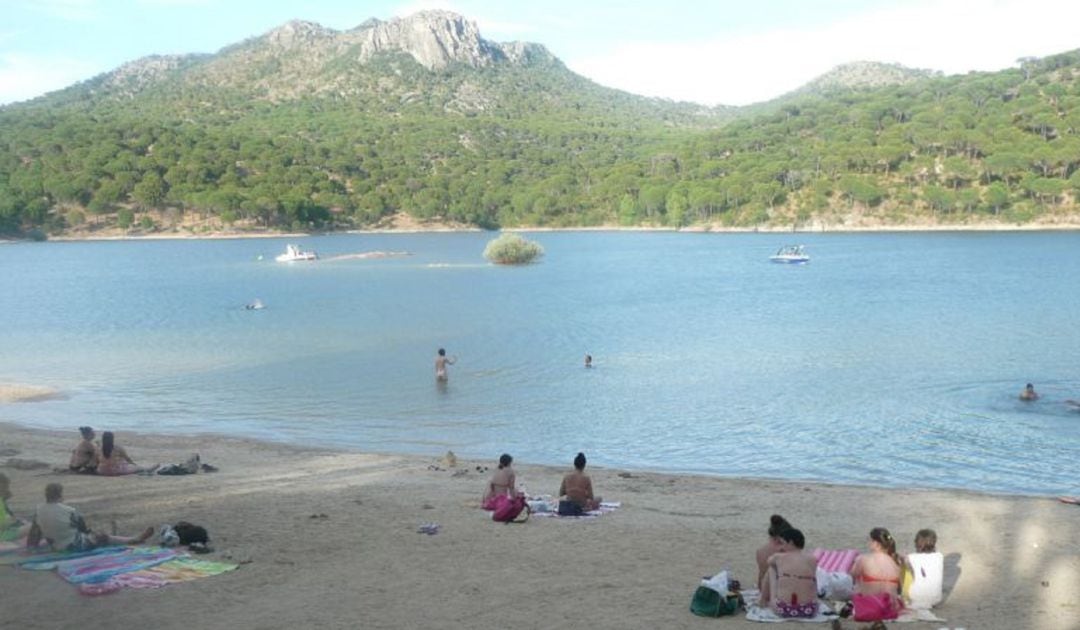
top-left (2, 11), bottom-right (1080, 237)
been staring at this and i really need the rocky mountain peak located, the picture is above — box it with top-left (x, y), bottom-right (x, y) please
top-left (265, 20), bottom-right (335, 47)
top-left (351, 10), bottom-right (500, 70)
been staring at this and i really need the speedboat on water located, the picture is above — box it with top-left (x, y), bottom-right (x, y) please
top-left (275, 244), bottom-right (318, 262)
top-left (769, 245), bottom-right (809, 264)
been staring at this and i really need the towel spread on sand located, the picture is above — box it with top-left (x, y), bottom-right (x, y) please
top-left (742, 589), bottom-right (943, 624)
top-left (0, 544), bottom-right (238, 595)
top-left (525, 497), bottom-right (621, 519)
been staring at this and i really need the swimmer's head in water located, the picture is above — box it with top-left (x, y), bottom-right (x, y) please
top-left (438, 348), bottom-right (446, 356)
top-left (574, 452), bottom-right (587, 470)
top-left (498, 453), bottom-right (512, 468)
top-left (1026, 383), bottom-right (1035, 390)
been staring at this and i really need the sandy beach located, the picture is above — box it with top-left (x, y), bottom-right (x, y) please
top-left (0, 422), bottom-right (1076, 629)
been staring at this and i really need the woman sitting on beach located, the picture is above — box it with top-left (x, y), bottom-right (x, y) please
top-left (849, 527), bottom-right (904, 621)
top-left (558, 452), bottom-right (601, 515)
top-left (69, 426), bottom-right (97, 474)
top-left (761, 528), bottom-right (819, 618)
top-left (756, 514), bottom-right (793, 593)
top-left (94, 431), bottom-right (149, 476)
top-left (481, 454), bottom-right (517, 510)
top-left (0, 473), bottom-right (31, 542)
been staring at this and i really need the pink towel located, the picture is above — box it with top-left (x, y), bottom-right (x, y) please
top-left (813, 548), bottom-right (859, 573)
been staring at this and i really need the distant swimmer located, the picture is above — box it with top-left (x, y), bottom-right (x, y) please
top-left (1019, 383), bottom-right (1038, 401)
top-left (245, 299), bottom-right (265, 310)
top-left (435, 348), bottom-right (456, 382)
top-left (584, 354), bottom-right (593, 368)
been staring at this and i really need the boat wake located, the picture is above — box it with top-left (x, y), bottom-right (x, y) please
top-left (322, 251), bottom-right (411, 262)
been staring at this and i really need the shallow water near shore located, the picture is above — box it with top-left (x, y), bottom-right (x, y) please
top-left (1, 231), bottom-right (1078, 495)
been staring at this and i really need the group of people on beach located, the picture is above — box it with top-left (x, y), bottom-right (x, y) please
top-left (480, 452), bottom-right (601, 516)
top-left (69, 426), bottom-right (153, 476)
top-left (755, 514), bottom-right (942, 622)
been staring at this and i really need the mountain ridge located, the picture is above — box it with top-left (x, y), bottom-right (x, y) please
top-left (3, 12), bottom-right (1080, 237)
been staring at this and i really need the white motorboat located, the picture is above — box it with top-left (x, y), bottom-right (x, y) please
top-left (769, 245), bottom-right (809, 264)
top-left (275, 244), bottom-right (318, 262)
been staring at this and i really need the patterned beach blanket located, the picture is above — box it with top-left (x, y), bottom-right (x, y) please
top-left (526, 496), bottom-right (621, 519)
top-left (0, 543), bottom-right (238, 595)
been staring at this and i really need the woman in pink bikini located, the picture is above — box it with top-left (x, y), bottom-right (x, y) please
top-left (849, 527), bottom-right (904, 621)
top-left (763, 528), bottom-right (819, 618)
top-left (481, 454), bottom-right (516, 510)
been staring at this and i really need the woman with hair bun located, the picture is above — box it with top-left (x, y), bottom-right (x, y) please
top-left (756, 514), bottom-right (793, 593)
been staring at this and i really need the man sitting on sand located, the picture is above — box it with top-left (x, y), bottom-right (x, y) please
top-left (1020, 383), bottom-right (1039, 401)
top-left (761, 528), bottom-right (819, 618)
top-left (29, 482), bottom-right (153, 551)
top-left (69, 426), bottom-right (97, 473)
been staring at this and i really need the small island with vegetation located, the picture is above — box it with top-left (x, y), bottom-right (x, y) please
top-left (483, 233), bottom-right (544, 265)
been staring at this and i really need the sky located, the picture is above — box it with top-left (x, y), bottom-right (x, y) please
top-left (3, 0), bottom-right (1080, 107)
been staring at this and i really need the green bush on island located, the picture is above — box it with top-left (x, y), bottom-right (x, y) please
top-left (483, 233), bottom-right (544, 265)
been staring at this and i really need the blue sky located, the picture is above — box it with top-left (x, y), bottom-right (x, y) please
top-left (3, 0), bottom-right (1080, 106)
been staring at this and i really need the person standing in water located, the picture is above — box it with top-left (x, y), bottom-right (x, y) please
top-left (584, 354), bottom-right (593, 368)
top-left (435, 348), bottom-right (456, 382)
top-left (1020, 383), bottom-right (1038, 401)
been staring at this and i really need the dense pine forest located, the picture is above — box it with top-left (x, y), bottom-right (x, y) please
top-left (2, 12), bottom-right (1080, 237)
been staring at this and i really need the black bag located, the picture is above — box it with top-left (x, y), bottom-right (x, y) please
top-left (174, 521), bottom-right (209, 544)
top-left (557, 500), bottom-right (584, 516)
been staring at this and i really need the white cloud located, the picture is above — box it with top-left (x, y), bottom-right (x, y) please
top-left (0, 53), bottom-right (102, 105)
top-left (19, 0), bottom-right (99, 22)
top-left (566, 0), bottom-right (1080, 105)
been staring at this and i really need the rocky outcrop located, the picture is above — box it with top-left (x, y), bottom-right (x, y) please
top-left (348, 11), bottom-right (503, 70)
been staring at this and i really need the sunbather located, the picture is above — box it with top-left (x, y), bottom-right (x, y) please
top-left (69, 426), bottom-right (97, 473)
top-left (0, 473), bottom-right (31, 542)
top-left (756, 514), bottom-right (793, 593)
top-left (28, 482), bottom-right (153, 551)
top-left (95, 431), bottom-right (149, 476)
top-left (849, 527), bottom-right (904, 621)
top-left (558, 452), bottom-right (601, 513)
top-left (763, 528), bottom-right (819, 618)
top-left (481, 453), bottom-right (517, 510)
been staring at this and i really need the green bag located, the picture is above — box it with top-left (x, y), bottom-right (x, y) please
top-left (689, 586), bottom-right (740, 617)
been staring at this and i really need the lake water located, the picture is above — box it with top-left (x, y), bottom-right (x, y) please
top-left (2, 231), bottom-right (1078, 496)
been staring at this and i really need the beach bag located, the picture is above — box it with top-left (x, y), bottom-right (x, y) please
top-left (689, 586), bottom-right (740, 617)
top-left (852, 592), bottom-right (900, 622)
top-left (492, 493), bottom-right (529, 523)
top-left (816, 567), bottom-right (854, 600)
top-left (174, 521), bottom-right (209, 544)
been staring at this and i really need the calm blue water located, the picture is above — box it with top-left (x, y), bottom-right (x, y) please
top-left (1, 232), bottom-right (1078, 496)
